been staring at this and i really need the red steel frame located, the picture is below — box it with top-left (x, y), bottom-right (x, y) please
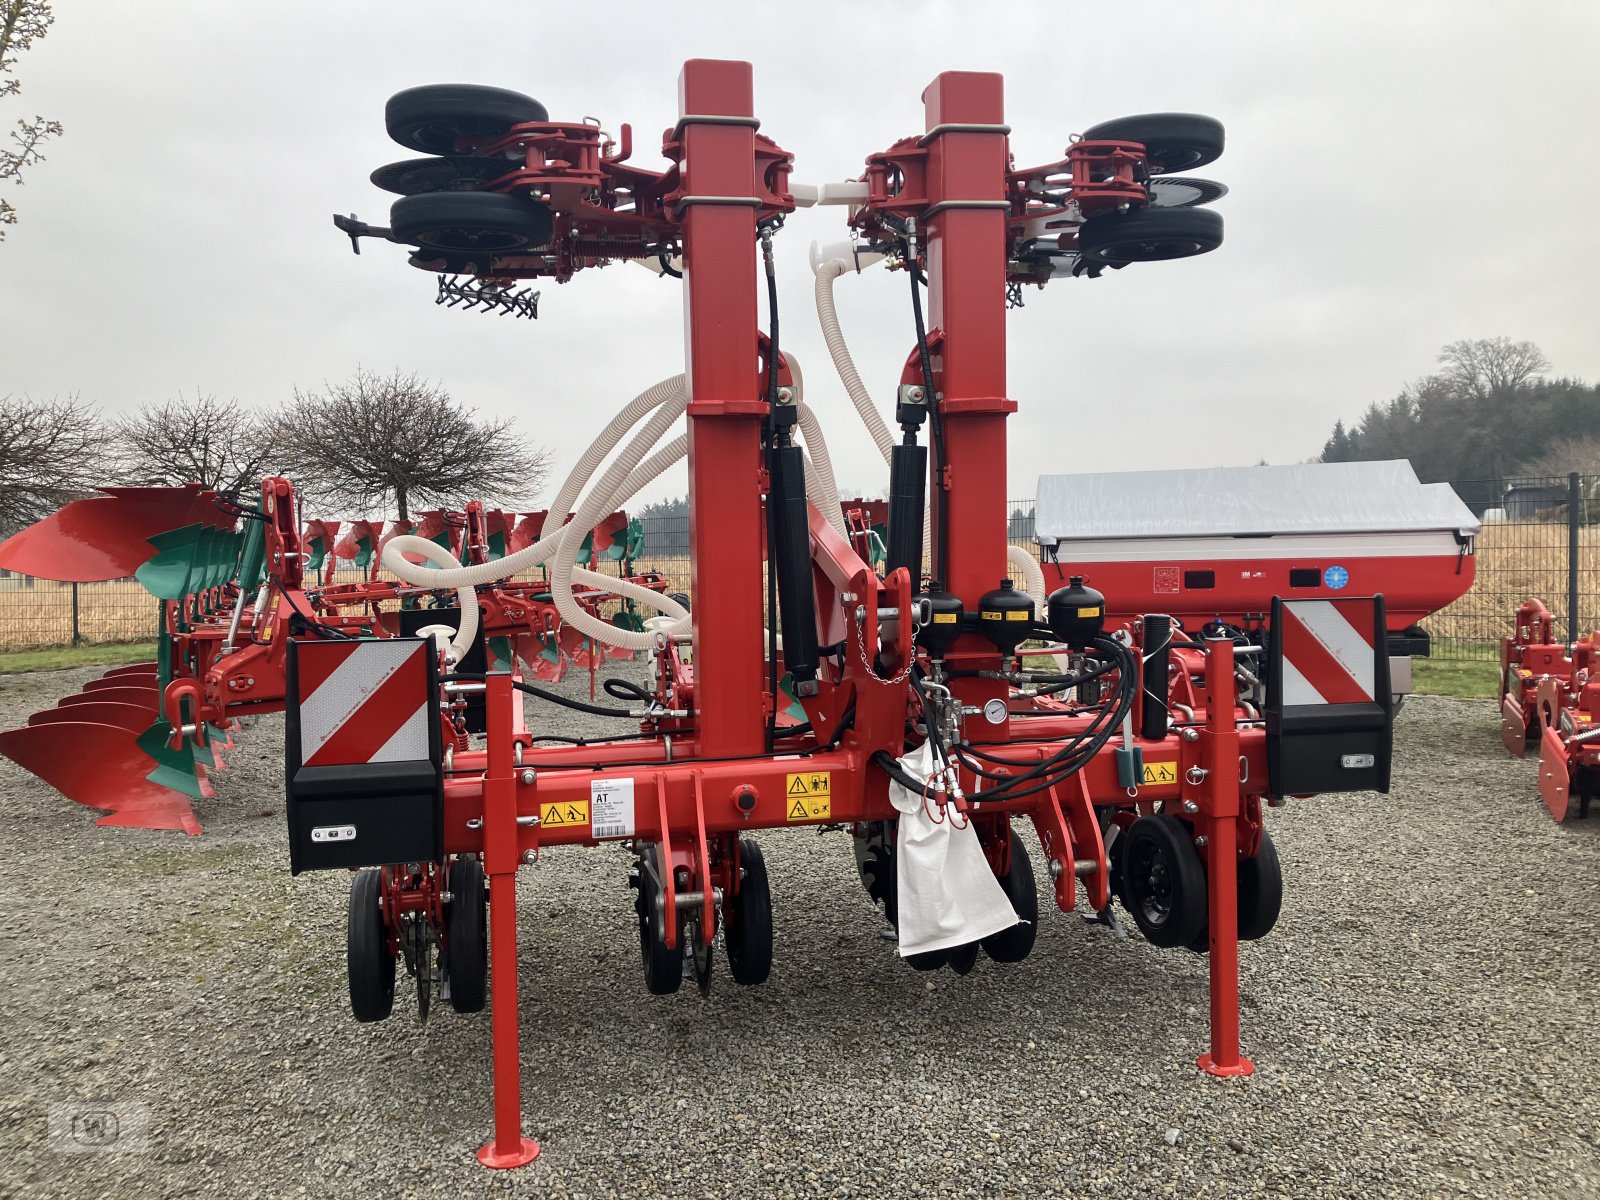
top-left (438, 60), bottom-right (1265, 1168)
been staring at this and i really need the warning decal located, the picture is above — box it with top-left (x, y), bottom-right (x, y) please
top-left (539, 800), bottom-right (590, 828)
top-left (785, 771), bottom-right (832, 821)
top-left (1141, 761), bottom-right (1178, 786)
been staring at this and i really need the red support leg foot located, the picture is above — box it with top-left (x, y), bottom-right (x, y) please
top-left (477, 1136), bottom-right (541, 1169)
top-left (1197, 1051), bottom-right (1255, 1078)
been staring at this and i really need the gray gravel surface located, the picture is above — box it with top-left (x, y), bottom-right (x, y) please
top-left (2, 666), bottom-right (1598, 1199)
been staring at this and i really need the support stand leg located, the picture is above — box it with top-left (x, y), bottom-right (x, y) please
top-left (476, 672), bottom-right (541, 1168)
top-left (1196, 638), bottom-right (1255, 1079)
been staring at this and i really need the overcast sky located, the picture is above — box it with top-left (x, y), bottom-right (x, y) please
top-left (3, 1), bottom-right (1597, 511)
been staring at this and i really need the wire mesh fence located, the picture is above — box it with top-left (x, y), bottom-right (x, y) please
top-left (2, 478), bottom-right (1593, 658)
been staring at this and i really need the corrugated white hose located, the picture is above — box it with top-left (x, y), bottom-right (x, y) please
top-left (812, 249), bottom-right (1047, 610)
top-left (381, 375), bottom-right (688, 660)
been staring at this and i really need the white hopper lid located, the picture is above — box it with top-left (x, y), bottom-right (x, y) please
top-left (1034, 460), bottom-right (1481, 543)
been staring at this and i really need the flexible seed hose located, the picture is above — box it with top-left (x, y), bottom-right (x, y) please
top-left (812, 249), bottom-right (1048, 609)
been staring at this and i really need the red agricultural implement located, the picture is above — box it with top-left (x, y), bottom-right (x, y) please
top-left (0, 482), bottom-right (670, 834)
top-left (1033, 461), bottom-right (1480, 698)
top-left (1498, 598), bottom-right (1600, 821)
top-left (302, 60), bottom-right (1399, 1169)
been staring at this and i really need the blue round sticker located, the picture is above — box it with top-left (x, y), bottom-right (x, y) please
top-left (1323, 565), bottom-right (1349, 590)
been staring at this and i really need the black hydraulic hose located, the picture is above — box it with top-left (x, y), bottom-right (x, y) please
top-left (907, 248), bottom-right (948, 582)
top-left (443, 670), bottom-right (638, 719)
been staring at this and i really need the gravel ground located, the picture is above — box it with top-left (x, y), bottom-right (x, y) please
top-left (2, 665), bottom-right (1598, 1199)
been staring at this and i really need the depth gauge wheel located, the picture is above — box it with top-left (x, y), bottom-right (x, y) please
top-left (1077, 206), bottom-right (1223, 265)
top-left (1116, 813), bottom-right (1206, 948)
top-left (724, 838), bottom-right (773, 985)
top-left (370, 155), bottom-right (519, 196)
top-left (347, 869), bottom-right (396, 1023)
top-left (390, 192), bottom-right (554, 254)
top-left (979, 827), bottom-right (1038, 964)
top-left (1237, 829), bottom-right (1284, 942)
top-left (635, 843), bottom-right (684, 995)
top-left (1080, 112), bottom-right (1225, 174)
top-left (385, 84), bottom-right (549, 155)
top-left (445, 856), bottom-right (487, 1013)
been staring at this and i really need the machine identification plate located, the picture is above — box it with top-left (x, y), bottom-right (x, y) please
top-left (590, 778), bottom-right (635, 839)
top-left (540, 800), bottom-right (590, 829)
top-left (1141, 761), bottom-right (1178, 786)
top-left (786, 771), bottom-right (832, 821)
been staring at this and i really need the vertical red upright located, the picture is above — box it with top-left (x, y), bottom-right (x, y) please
top-left (678, 59), bottom-right (768, 757)
top-left (920, 73), bottom-right (1016, 718)
top-left (1198, 637), bottom-right (1254, 1078)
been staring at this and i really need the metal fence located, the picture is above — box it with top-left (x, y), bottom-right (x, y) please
top-left (2, 478), bottom-right (1593, 658)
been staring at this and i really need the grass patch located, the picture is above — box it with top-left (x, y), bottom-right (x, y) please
top-left (1412, 656), bottom-right (1499, 700)
top-left (0, 641), bottom-right (157, 674)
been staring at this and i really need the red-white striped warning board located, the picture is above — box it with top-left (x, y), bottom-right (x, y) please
top-left (294, 638), bottom-right (433, 767)
top-left (1278, 599), bottom-right (1376, 705)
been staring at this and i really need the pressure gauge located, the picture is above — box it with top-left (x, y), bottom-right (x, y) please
top-left (982, 697), bottom-right (1008, 725)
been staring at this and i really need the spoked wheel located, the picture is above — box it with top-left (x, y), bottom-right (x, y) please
top-left (1077, 206), bottom-right (1223, 266)
top-left (1081, 112), bottom-right (1225, 174)
top-left (445, 856), bottom-right (487, 1014)
top-left (385, 84), bottom-right (549, 155)
top-left (390, 192), bottom-right (554, 254)
top-left (634, 844), bottom-right (683, 995)
top-left (980, 827), bottom-right (1039, 964)
top-left (725, 838), bottom-right (774, 985)
top-left (370, 155), bottom-right (519, 196)
top-left (347, 869), bottom-right (396, 1023)
top-left (1116, 813), bottom-right (1206, 948)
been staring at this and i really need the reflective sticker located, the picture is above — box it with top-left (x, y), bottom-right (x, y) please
top-left (1323, 565), bottom-right (1349, 589)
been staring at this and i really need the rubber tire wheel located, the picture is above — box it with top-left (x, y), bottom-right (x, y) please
top-left (385, 84), bottom-right (549, 155)
top-left (947, 940), bottom-right (980, 976)
top-left (668, 592), bottom-right (692, 614)
top-left (635, 845), bottom-right (683, 995)
top-left (1080, 112), bottom-right (1225, 174)
top-left (1077, 206), bottom-right (1223, 266)
top-left (347, 870), bottom-right (396, 1023)
top-left (980, 828), bottom-right (1039, 963)
top-left (445, 857), bottom-right (487, 1013)
top-left (390, 192), bottom-right (553, 254)
top-left (1116, 813), bottom-right (1207, 948)
top-left (1237, 829), bottom-right (1284, 942)
top-left (725, 838), bottom-right (774, 985)
top-left (370, 155), bottom-right (518, 196)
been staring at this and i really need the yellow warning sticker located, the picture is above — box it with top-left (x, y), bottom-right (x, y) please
top-left (785, 771), bottom-right (832, 821)
top-left (1141, 761), bottom-right (1178, 786)
top-left (539, 800), bottom-right (591, 828)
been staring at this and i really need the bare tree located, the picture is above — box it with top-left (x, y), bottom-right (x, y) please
top-left (0, 1), bottom-right (62, 242)
top-left (115, 391), bottom-right (286, 497)
top-left (1519, 434), bottom-right (1600, 478)
top-left (1437, 337), bottom-right (1551, 404)
top-left (278, 368), bottom-right (550, 520)
top-left (0, 394), bottom-right (109, 532)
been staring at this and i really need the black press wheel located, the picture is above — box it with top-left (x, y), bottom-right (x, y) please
top-left (1116, 813), bottom-right (1207, 948)
top-left (445, 856), bottom-right (487, 1013)
top-left (1080, 112), bottom-right (1225, 174)
top-left (1237, 829), bottom-right (1284, 942)
top-left (385, 84), bottom-right (549, 155)
top-left (390, 192), bottom-right (554, 254)
top-left (667, 592), bottom-right (692, 614)
top-left (980, 827), bottom-right (1039, 964)
top-left (370, 155), bottom-right (520, 196)
top-left (724, 838), bottom-right (774, 985)
top-left (347, 869), bottom-right (396, 1023)
top-left (635, 844), bottom-right (684, 995)
top-left (1077, 206), bottom-right (1223, 266)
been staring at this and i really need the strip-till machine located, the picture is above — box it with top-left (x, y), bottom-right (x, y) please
top-left (303, 61), bottom-right (1393, 1167)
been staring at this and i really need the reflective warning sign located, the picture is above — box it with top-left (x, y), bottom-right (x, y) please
top-left (785, 771), bottom-right (831, 821)
top-left (1141, 761), bottom-right (1178, 786)
top-left (540, 800), bottom-right (590, 828)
